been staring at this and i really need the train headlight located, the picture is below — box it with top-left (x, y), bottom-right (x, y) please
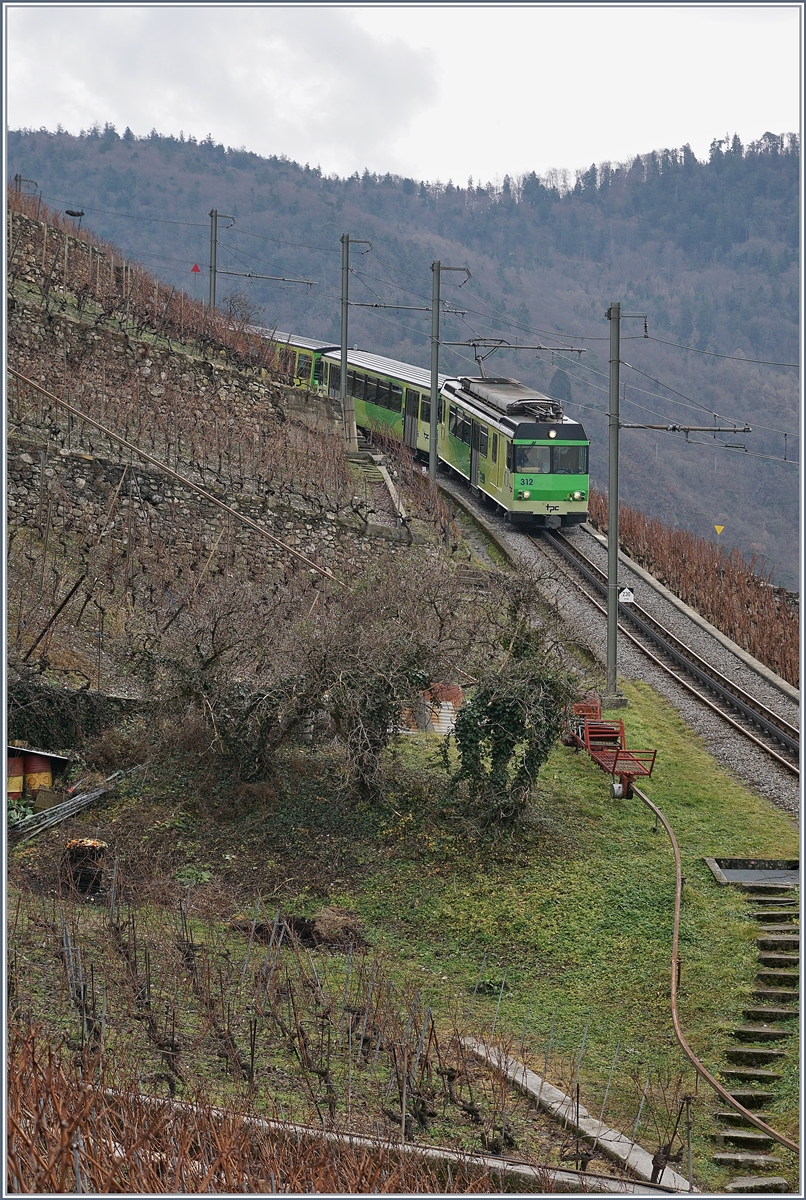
top-left (573, 490), bottom-right (583, 500)
top-left (548, 429), bottom-right (557, 438)
top-left (522, 490), bottom-right (531, 500)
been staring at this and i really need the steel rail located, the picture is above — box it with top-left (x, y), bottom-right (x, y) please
top-left (550, 531), bottom-right (798, 749)
top-left (632, 785), bottom-right (799, 1157)
top-left (532, 535), bottom-right (799, 777)
top-left (538, 532), bottom-right (799, 767)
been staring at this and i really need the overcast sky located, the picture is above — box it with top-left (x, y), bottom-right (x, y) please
top-left (5, 3), bottom-right (802, 182)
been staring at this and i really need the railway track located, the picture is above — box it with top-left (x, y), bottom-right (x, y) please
top-left (531, 530), bottom-right (799, 777)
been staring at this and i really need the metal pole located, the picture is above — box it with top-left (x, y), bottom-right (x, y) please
top-left (685, 1095), bottom-right (693, 1191)
top-left (341, 234), bottom-right (357, 451)
top-left (208, 209), bottom-right (217, 309)
top-left (429, 260), bottom-right (441, 479)
top-left (605, 302), bottom-right (622, 704)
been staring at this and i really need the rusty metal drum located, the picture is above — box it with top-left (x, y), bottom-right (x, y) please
top-left (23, 753), bottom-right (52, 793)
top-left (7, 756), bottom-right (25, 799)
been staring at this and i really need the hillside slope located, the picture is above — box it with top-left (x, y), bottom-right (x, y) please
top-left (7, 127), bottom-right (800, 583)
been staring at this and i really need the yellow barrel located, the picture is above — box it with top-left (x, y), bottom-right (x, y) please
top-left (7, 756), bottom-right (25, 799)
top-left (24, 753), bottom-right (52, 793)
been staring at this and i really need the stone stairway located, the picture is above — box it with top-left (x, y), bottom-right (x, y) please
top-left (715, 882), bottom-right (798, 1194)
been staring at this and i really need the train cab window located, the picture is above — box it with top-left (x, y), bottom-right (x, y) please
top-left (552, 445), bottom-right (589, 474)
top-left (491, 433), bottom-right (498, 463)
top-left (515, 445), bottom-right (551, 473)
top-left (420, 397), bottom-right (430, 424)
top-left (390, 384), bottom-right (403, 413)
top-left (295, 353), bottom-right (312, 382)
top-left (439, 398), bottom-right (444, 423)
top-left (477, 428), bottom-right (489, 458)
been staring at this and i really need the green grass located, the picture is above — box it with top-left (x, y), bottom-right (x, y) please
top-left (9, 678), bottom-right (798, 1190)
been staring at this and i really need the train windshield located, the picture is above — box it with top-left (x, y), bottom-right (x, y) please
top-left (515, 445), bottom-right (551, 472)
top-left (553, 445), bottom-right (588, 474)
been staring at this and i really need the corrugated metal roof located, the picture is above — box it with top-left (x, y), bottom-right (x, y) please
top-left (322, 348), bottom-right (448, 391)
top-left (253, 329), bottom-right (341, 352)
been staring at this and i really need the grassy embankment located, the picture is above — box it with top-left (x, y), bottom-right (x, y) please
top-left (9, 677), bottom-right (798, 1191)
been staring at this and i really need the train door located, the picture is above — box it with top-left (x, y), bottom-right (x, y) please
top-left (404, 388), bottom-right (419, 449)
top-left (470, 420), bottom-right (482, 490)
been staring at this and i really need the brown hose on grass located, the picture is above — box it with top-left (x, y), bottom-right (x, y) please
top-left (632, 785), bottom-right (799, 1156)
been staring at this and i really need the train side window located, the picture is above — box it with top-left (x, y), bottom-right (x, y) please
top-left (439, 398), bottom-right (444, 423)
top-left (351, 373), bottom-right (365, 400)
top-left (390, 384), bottom-right (403, 413)
top-left (313, 357), bottom-right (324, 385)
top-left (420, 398), bottom-right (430, 424)
top-left (478, 428), bottom-right (489, 458)
top-left (491, 433), bottom-right (498, 463)
top-left (296, 353), bottom-right (312, 382)
top-left (506, 442), bottom-right (512, 471)
top-left (328, 364), bottom-right (340, 397)
top-left (461, 415), bottom-right (472, 445)
top-left (365, 377), bottom-right (378, 405)
top-left (449, 405), bottom-right (459, 436)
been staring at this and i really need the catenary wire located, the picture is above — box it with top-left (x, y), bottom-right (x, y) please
top-left (645, 334), bottom-right (798, 368)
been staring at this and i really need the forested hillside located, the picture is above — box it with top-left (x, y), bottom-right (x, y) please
top-left (7, 127), bottom-right (799, 583)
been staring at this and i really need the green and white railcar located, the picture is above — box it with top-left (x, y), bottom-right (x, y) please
top-left (321, 349), bottom-right (447, 454)
top-left (438, 377), bottom-right (589, 528)
top-left (256, 330), bottom-right (340, 389)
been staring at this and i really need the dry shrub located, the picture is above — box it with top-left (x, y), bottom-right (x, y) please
top-left (83, 721), bottom-right (150, 771)
top-left (312, 905), bottom-right (365, 949)
top-left (6, 1031), bottom-right (556, 1194)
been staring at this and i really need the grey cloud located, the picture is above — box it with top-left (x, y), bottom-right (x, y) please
top-left (7, 6), bottom-right (439, 174)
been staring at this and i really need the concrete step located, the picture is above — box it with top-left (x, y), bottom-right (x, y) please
top-left (713, 1152), bottom-right (785, 1168)
top-left (732, 1024), bottom-right (793, 1042)
top-left (757, 933), bottom-right (800, 950)
top-left (748, 894), bottom-right (800, 904)
top-left (752, 987), bottom-right (799, 1004)
top-left (758, 964), bottom-right (801, 984)
top-left (757, 956), bottom-right (799, 971)
top-left (724, 1046), bottom-right (787, 1066)
top-left (720, 1067), bottom-right (783, 1083)
top-left (724, 1176), bottom-right (790, 1193)
top-left (723, 1089), bottom-right (776, 1109)
top-left (715, 1110), bottom-right (764, 1127)
top-left (744, 1005), bottom-right (798, 1022)
top-left (739, 882), bottom-right (798, 895)
top-left (751, 909), bottom-right (799, 923)
top-left (714, 1128), bottom-right (775, 1149)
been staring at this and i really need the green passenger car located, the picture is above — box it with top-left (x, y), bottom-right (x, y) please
top-left (258, 331), bottom-right (340, 389)
top-left (321, 349), bottom-right (447, 455)
top-left (438, 377), bottom-right (589, 528)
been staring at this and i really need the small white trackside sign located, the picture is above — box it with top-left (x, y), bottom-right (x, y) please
top-left (618, 588), bottom-right (635, 604)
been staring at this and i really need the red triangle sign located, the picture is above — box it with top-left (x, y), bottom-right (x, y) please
top-left (191, 263), bottom-right (201, 273)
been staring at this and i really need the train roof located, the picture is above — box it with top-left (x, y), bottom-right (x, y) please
top-left (321, 347), bottom-right (448, 391)
top-left (446, 376), bottom-right (569, 421)
top-left (253, 329), bottom-right (341, 352)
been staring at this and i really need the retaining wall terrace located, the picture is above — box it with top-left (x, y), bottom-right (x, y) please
top-left (7, 436), bottom-right (408, 580)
